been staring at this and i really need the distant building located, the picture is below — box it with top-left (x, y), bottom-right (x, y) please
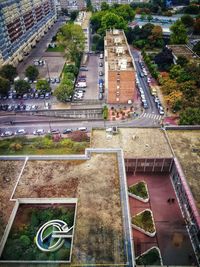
top-left (74, 11), bottom-right (91, 53)
top-left (167, 44), bottom-right (200, 63)
top-left (104, 29), bottom-right (136, 104)
top-left (92, 0), bottom-right (133, 10)
top-left (0, 0), bottom-right (57, 67)
top-left (60, 0), bottom-right (85, 11)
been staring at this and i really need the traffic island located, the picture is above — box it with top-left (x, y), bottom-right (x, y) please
top-left (136, 246), bottom-right (163, 265)
top-left (131, 209), bottom-right (156, 237)
top-left (128, 181), bottom-right (149, 202)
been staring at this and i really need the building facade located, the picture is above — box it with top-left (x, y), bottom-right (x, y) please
top-left (59, 0), bottom-right (85, 11)
top-left (104, 29), bottom-right (136, 104)
top-left (0, 0), bottom-right (57, 67)
top-left (74, 11), bottom-right (91, 54)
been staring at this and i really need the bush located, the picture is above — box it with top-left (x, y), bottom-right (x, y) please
top-left (9, 143), bottom-right (23, 151)
top-left (102, 105), bottom-right (109, 119)
top-left (68, 131), bottom-right (89, 142)
top-left (19, 235), bottom-right (31, 248)
top-left (60, 138), bottom-right (74, 148)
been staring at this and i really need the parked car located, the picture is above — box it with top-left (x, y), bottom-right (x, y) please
top-left (99, 71), bottom-right (104, 76)
top-left (98, 92), bottom-right (103, 100)
top-left (80, 66), bottom-right (88, 71)
top-left (45, 92), bottom-right (50, 99)
top-left (63, 128), bottom-right (73, 134)
top-left (35, 92), bottom-right (39, 99)
top-left (40, 94), bottom-right (45, 99)
top-left (15, 129), bottom-right (27, 135)
top-left (99, 62), bottom-right (103, 67)
top-left (140, 72), bottom-right (144, 78)
top-left (1, 131), bottom-right (13, 137)
top-left (78, 127), bottom-right (87, 132)
top-left (33, 129), bottom-right (45, 135)
top-left (55, 77), bottom-right (60, 83)
top-left (49, 129), bottom-right (60, 134)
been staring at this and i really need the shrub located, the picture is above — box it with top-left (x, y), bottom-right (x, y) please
top-left (60, 138), bottom-right (74, 148)
top-left (19, 235), bottom-right (31, 248)
top-left (9, 143), bottom-right (23, 151)
top-left (68, 131), bottom-right (89, 142)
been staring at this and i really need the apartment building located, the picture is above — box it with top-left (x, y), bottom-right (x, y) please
top-left (104, 29), bottom-right (136, 104)
top-left (59, 0), bottom-right (85, 11)
top-left (92, 0), bottom-right (132, 10)
top-left (74, 11), bottom-right (91, 53)
top-left (0, 0), bottom-right (57, 67)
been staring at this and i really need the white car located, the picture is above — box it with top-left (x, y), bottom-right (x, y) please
top-left (78, 127), bottom-right (87, 132)
top-left (1, 131), bottom-right (13, 137)
top-left (15, 129), bottom-right (27, 135)
top-left (33, 129), bottom-right (45, 135)
top-left (159, 109), bottom-right (165, 115)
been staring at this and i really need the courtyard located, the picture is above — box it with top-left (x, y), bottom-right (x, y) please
top-left (128, 173), bottom-right (196, 266)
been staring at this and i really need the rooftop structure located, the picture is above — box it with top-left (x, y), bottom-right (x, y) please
top-left (104, 29), bottom-right (136, 104)
top-left (59, 0), bottom-right (85, 11)
top-left (167, 44), bottom-right (200, 62)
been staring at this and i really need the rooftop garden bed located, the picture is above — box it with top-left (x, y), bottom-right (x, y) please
top-left (128, 181), bottom-right (149, 202)
top-left (132, 209), bottom-right (156, 237)
top-left (136, 246), bottom-right (162, 265)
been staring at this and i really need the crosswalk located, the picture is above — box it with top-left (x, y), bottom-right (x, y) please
top-left (140, 112), bottom-right (163, 121)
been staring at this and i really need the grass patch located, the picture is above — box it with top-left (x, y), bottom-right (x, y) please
top-left (46, 46), bottom-right (65, 52)
top-left (0, 136), bottom-right (89, 155)
top-left (136, 247), bottom-right (161, 265)
top-left (128, 181), bottom-right (148, 199)
top-left (132, 210), bottom-right (155, 234)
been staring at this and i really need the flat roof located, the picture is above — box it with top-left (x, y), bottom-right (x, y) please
top-left (105, 30), bottom-right (135, 71)
top-left (167, 130), bottom-right (200, 211)
top-left (168, 45), bottom-right (200, 61)
top-left (1, 152), bottom-right (129, 265)
top-left (91, 128), bottom-right (173, 158)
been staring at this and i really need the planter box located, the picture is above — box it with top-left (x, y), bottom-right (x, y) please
top-left (128, 181), bottom-right (149, 203)
top-left (136, 246), bottom-right (163, 266)
top-left (131, 209), bottom-right (156, 237)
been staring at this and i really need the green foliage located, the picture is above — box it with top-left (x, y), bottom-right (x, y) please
top-left (102, 105), bottom-right (108, 120)
top-left (36, 79), bottom-right (51, 92)
top-left (176, 56), bottom-right (188, 67)
top-left (70, 10), bottom-right (78, 21)
top-left (64, 64), bottom-right (78, 75)
top-left (180, 107), bottom-right (200, 125)
top-left (193, 18), bottom-right (200, 34)
top-left (136, 248), bottom-right (161, 265)
top-left (170, 20), bottom-right (188, 44)
top-left (193, 41), bottom-right (200, 56)
top-left (1, 207), bottom-right (75, 261)
top-left (181, 14), bottom-right (194, 27)
top-left (154, 47), bottom-right (173, 71)
top-left (143, 50), bottom-right (159, 79)
top-left (100, 12), bottom-right (127, 34)
top-left (0, 76), bottom-right (10, 96)
top-left (53, 81), bottom-right (74, 102)
top-left (184, 4), bottom-right (200, 14)
top-left (25, 65), bottom-right (39, 81)
top-left (0, 64), bottom-right (17, 82)
top-left (132, 210), bottom-right (155, 233)
top-left (57, 23), bottom-right (85, 62)
top-left (14, 80), bottom-right (31, 95)
top-left (101, 1), bottom-right (109, 10)
top-left (9, 143), bottom-right (23, 151)
top-left (20, 235), bottom-right (31, 248)
top-left (128, 182), bottom-right (148, 199)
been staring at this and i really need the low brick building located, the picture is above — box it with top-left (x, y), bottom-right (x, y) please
top-left (104, 29), bottom-right (136, 104)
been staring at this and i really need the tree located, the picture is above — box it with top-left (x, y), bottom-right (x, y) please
top-left (19, 235), bottom-right (31, 248)
top-left (181, 14), bottom-right (194, 27)
top-left (193, 18), bottom-right (200, 34)
top-left (180, 107), bottom-right (200, 125)
top-left (64, 64), bottom-right (78, 75)
top-left (100, 12), bottom-right (127, 34)
top-left (169, 65), bottom-right (183, 79)
top-left (25, 65), bottom-right (39, 81)
top-left (36, 79), bottom-right (51, 92)
top-left (176, 56), bottom-right (188, 67)
top-left (53, 82), bottom-right (74, 101)
top-left (101, 1), bottom-right (109, 11)
top-left (161, 78), bottom-right (178, 95)
top-left (147, 14), bottom-right (153, 22)
top-left (193, 41), bottom-right (200, 56)
top-left (57, 23), bottom-right (85, 62)
top-left (70, 11), bottom-right (78, 21)
top-left (114, 5), bottom-right (135, 22)
top-left (184, 4), bottom-right (200, 15)
top-left (164, 91), bottom-right (183, 109)
top-left (14, 80), bottom-right (30, 95)
top-left (0, 64), bottom-right (17, 82)
top-left (154, 47), bottom-right (174, 71)
top-left (170, 20), bottom-right (188, 44)
top-left (0, 76), bottom-right (10, 96)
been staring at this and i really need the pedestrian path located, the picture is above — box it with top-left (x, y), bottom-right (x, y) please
top-left (140, 112), bottom-right (163, 121)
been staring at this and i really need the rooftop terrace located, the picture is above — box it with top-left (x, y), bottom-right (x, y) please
top-left (105, 30), bottom-right (135, 71)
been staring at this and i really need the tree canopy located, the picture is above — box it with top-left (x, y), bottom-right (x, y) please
top-left (193, 41), bottom-right (200, 56)
top-left (0, 64), bottom-right (17, 82)
top-left (14, 80), bottom-right (30, 95)
top-left (36, 80), bottom-right (51, 92)
top-left (57, 23), bottom-right (85, 62)
top-left (170, 20), bottom-right (188, 44)
top-left (25, 65), bottom-right (39, 81)
top-left (0, 76), bottom-right (10, 96)
top-left (181, 14), bottom-right (194, 27)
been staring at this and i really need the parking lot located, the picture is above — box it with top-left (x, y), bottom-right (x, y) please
top-left (73, 54), bottom-right (105, 102)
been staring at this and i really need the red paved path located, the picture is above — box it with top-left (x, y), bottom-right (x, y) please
top-left (127, 173), bottom-right (197, 265)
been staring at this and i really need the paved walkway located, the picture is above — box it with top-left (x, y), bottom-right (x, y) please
top-left (127, 173), bottom-right (197, 266)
